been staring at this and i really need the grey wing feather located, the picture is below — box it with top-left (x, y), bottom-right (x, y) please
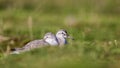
top-left (10, 39), bottom-right (49, 54)
top-left (23, 39), bottom-right (49, 51)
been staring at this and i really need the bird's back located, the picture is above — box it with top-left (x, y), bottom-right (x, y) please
top-left (23, 39), bottom-right (49, 50)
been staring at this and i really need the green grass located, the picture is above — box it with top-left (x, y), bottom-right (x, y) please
top-left (0, 0), bottom-right (120, 68)
top-left (0, 46), bottom-right (110, 68)
top-left (0, 11), bottom-right (120, 68)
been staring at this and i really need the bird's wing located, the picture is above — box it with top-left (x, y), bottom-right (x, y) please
top-left (23, 39), bottom-right (49, 50)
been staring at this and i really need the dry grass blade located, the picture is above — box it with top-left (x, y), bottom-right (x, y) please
top-left (27, 16), bottom-right (33, 40)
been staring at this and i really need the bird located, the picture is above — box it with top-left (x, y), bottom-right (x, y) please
top-left (10, 32), bottom-right (58, 54)
top-left (10, 29), bottom-right (73, 54)
top-left (56, 29), bottom-right (73, 46)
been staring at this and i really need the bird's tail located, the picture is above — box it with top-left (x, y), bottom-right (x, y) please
top-left (10, 48), bottom-right (24, 54)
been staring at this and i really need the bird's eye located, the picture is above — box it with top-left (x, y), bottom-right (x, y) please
top-left (62, 32), bottom-right (64, 34)
top-left (62, 33), bottom-right (66, 36)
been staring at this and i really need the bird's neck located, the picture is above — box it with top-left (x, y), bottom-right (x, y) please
top-left (56, 37), bottom-right (67, 46)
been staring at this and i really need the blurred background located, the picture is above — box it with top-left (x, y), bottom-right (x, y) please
top-left (0, 0), bottom-right (120, 68)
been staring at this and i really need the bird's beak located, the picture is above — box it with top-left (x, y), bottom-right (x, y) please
top-left (67, 36), bottom-right (74, 40)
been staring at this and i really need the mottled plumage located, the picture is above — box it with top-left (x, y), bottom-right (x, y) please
top-left (11, 32), bottom-right (58, 54)
top-left (10, 30), bottom-right (73, 54)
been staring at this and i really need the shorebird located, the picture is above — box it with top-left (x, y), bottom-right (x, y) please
top-left (56, 29), bottom-right (73, 46)
top-left (10, 29), bottom-right (73, 54)
top-left (11, 32), bottom-right (58, 54)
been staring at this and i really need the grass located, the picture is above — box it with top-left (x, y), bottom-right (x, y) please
top-left (0, 45), bottom-right (110, 68)
top-left (0, 0), bottom-right (120, 68)
top-left (0, 11), bottom-right (120, 68)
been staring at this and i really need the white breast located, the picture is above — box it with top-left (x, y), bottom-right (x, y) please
top-left (45, 38), bottom-right (59, 46)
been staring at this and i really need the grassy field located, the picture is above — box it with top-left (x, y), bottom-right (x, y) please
top-left (0, 0), bottom-right (120, 68)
